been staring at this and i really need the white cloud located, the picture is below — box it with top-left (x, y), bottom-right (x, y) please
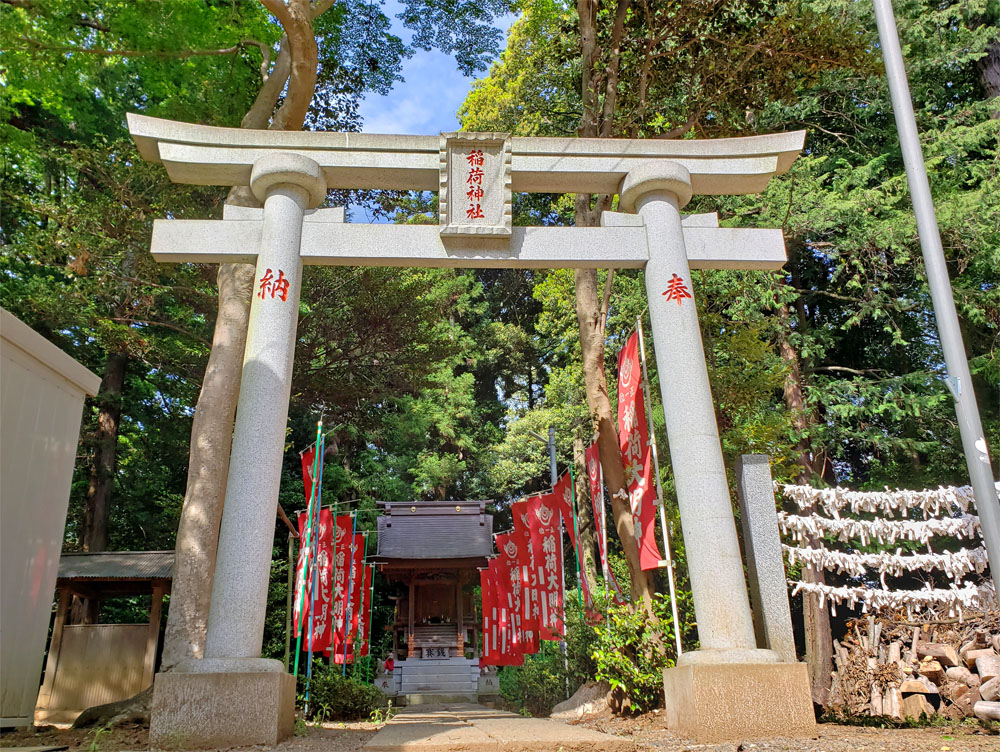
top-left (358, 4), bottom-right (517, 136)
top-left (360, 49), bottom-right (474, 135)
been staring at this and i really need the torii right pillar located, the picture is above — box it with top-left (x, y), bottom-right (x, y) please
top-left (620, 163), bottom-right (817, 742)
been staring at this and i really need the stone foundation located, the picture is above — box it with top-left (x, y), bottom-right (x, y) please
top-left (149, 670), bottom-right (295, 749)
top-left (662, 662), bottom-right (815, 743)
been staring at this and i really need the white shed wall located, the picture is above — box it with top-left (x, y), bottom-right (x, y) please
top-left (0, 308), bottom-right (100, 728)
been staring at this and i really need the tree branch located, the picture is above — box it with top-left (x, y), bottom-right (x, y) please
top-left (8, 38), bottom-right (269, 67)
top-left (807, 366), bottom-right (887, 376)
top-left (598, 0), bottom-right (631, 138)
top-left (111, 318), bottom-right (212, 347)
top-left (268, 0), bottom-right (318, 131)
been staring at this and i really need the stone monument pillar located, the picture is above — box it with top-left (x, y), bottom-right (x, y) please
top-left (150, 153), bottom-right (327, 749)
top-left (620, 163), bottom-right (816, 742)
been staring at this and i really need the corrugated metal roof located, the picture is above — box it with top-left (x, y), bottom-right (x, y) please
top-left (375, 501), bottom-right (494, 560)
top-left (57, 551), bottom-right (174, 580)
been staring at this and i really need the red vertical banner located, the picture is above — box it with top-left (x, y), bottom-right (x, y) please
top-left (294, 508), bottom-right (334, 652)
top-left (292, 512), bottom-right (312, 637)
top-left (553, 471), bottom-right (594, 610)
top-left (525, 492), bottom-right (564, 639)
top-left (492, 535), bottom-right (525, 665)
top-left (617, 331), bottom-right (663, 570)
top-left (332, 529), bottom-right (364, 664)
top-left (585, 442), bottom-right (626, 604)
top-left (511, 501), bottom-right (541, 640)
top-left (359, 564), bottom-right (373, 657)
top-left (508, 505), bottom-right (541, 655)
top-left (301, 447), bottom-right (317, 502)
top-left (480, 568), bottom-right (497, 666)
top-left (552, 472), bottom-right (576, 549)
top-left (328, 514), bottom-right (353, 659)
top-left (486, 559), bottom-right (520, 665)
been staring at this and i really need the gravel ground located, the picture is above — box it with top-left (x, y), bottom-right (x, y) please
top-left (0, 722), bottom-right (378, 752)
top-left (577, 711), bottom-right (1000, 751)
top-left (3, 715), bottom-right (997, 751)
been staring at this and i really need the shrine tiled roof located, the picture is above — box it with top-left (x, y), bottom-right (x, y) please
top-left (374, 501), bottom-right (493, 560)
top-left (57, 550), bottom-right (174, 581)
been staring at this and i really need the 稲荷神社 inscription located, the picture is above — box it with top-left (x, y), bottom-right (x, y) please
top-left (129, 114), bottom-right (816, 746)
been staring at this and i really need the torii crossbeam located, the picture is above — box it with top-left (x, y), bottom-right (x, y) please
top-left (131, 114), bottom-right (815, 746)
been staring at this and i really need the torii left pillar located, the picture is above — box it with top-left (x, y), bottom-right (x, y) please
top-left (150, 153), bottom-right (327, 750)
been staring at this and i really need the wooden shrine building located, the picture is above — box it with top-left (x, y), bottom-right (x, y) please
top-left (35, 551), bottom-right (173, 725)
top-left (373, 501), bottom-right (493, 701)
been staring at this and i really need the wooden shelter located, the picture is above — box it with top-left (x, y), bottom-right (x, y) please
top-left (373, 501), bottom-right (492, 699)
top-left (35, 551), bottom-right (173, 725)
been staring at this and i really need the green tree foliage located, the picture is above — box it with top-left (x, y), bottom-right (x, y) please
top-left (710, 0), bottom-right (999, 489)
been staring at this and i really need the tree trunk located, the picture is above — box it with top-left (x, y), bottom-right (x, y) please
top-left (81, 351), bottom-right (127, 553)
top-left (572, 436), bottom-right (600, 595)
top-left (73, 350), bottom-right (127, 624)
top-left (777, 302), bottom-right (832, 707)
top-left (571, 0), bottom-right (654, 610)
top-left (979, 36), bottom-right (999, 115)
top-left (159, 259), bottom-right (255, 669)
top-left (574, 266), bottom-right (656, 609)
top-left (159, 0), bottom-right (323, 670)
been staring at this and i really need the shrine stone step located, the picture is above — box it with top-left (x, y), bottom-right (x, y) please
top-left (402, 693), bottom-right (479, 705)
top-left (400, 678), bottom-right (477, 692)
top-left (400, 664), bottom-right (477, 676)
top-left (398, 657), bottom-right (474, 666)
top-left (400, 678), bottom-right (476, 689)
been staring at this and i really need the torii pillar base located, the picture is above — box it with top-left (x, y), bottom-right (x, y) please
top-left (662, 660), bottom-right (815, 743)
top-left (150, 662), bottom-right (295, 749)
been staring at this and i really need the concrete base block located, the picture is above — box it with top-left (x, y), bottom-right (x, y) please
top-left (662, 661), bottom-right (815, 743)
top-left (150, 670), bottom-right (295, 749)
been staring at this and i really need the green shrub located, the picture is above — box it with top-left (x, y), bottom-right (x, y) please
top-left (497, 589), bottom-right (598, 717)
top-left (297, 664), bottom-right (386, 721)
top-left (498, 642), bottom-right (568, 717)
top-left (591, 592), bottom-right (677, 714)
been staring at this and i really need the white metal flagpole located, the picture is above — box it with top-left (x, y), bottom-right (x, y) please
top-left (637, 316), bottom-right (683, 656)
top-left (872, 0), bottom-right (1000, 598)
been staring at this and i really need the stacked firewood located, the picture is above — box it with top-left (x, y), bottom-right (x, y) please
top-left (828, 613), bottom-right (1000, 722)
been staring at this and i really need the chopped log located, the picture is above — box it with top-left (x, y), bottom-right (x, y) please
top-left (964, 647), bottom-right (995, 671)
top-left (911, 626), bottom-right (920, 656)
top-left (942, 681), bottom-right (980, 715)
top-left (945, 666), bottom-right (979, 688)
top-left (884, 686), bottom-right (902, 720)
top-left (917, 642), bottom-right (960, 668)
top-left (973, 700), bottom-right (1000, 721)
top-left (888, 641), bottom-right (902, 664)
top-left (979, 675), bottom-right (1000, 702)
top-left (919, 659), bottom-right (945, 684)
top-left (870, 683), bottom-right (883, 716)
top-left (901, 692), bottom-right (936, 720)
top-left (900, 677), bottom-right (939, 695)
top-left (976, 653), bottom-right (1000, 682)
top-left (992, 635), bottom-right (1000, 654)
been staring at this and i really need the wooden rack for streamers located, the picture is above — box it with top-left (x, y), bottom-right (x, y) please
top-left (777, 483), bottom-right (997, 620)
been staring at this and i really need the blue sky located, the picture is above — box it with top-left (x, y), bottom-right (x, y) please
top-left (358, 3), bottom-right (517, 135)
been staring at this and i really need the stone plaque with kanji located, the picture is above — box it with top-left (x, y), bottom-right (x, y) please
top-left (439, 132), bottom-right (511, 238)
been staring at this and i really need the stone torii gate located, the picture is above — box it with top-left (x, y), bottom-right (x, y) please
top-left (130, 114), bottom-right (815, 746)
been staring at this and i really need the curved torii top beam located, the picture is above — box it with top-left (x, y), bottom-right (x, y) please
top-left (127, 113), bottom-right (804, 197)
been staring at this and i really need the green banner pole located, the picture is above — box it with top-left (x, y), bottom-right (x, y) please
top-left (568, 469), bottom-right (584, 616)
top-left (292, 420), bottom-right (323, 677)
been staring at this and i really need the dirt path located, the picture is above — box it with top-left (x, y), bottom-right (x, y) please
top-left (579, 711), bottom-right (999, 751)
top-left (3, 716), bottom-right (997, 752)
top-left (0, 722), bottom-right (377, 752)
